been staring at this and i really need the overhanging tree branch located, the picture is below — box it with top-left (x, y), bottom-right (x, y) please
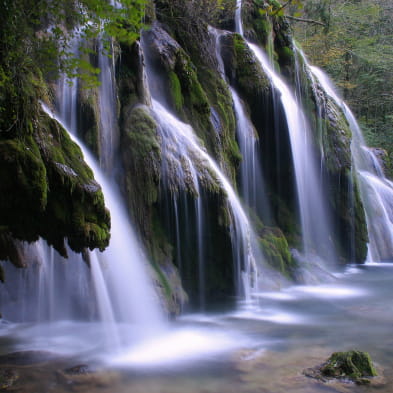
top-left (286, 15), bottom-right (326, 26)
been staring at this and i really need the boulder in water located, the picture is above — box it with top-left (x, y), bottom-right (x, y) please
top-left (304, 350), bottom-right (378, 385)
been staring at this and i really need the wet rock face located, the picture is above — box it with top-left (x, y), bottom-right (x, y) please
top-left (370, 147), bottom-right (389, 174)
top-left (0, 110), bottom-right (111, 263)
top-left (304, 350), bottom-right (378, 385)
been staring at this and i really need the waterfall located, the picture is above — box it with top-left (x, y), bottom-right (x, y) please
top-left (140, 31), bottom-right (286, 300)
top-left (235, 3), bottom-right (337, 265)
top-left (209, 26), bottom-right (272, 224)
top-left (0, 241), bottom-right (94, 322)
top-left (98, 37), bottom-right (119, 173)
top-left (235, 0), bottom-right (243, 36)
top-left (151, 99), bottom-right (261, 298)
top-left (42, 80), bottom-right (164, 345)
top-left (310, 66), bottom-right (393, 262)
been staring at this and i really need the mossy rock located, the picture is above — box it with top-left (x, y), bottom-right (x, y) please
top-left (242, 0), bottom-right (272, 47)
top-left (0, 368), bottom-right (19, 390)
top-left (77, 81), bottom-right (100, 157)
top-left (143, 24), bottom-right (240, 183)
top-left (241, 0), bottom-right (295, 73)
top-left (221, 33), bottom-right (271, 107)
top-left (304, 350), bottom-right (378, 385)
top-left (0, 109), bottom-right (111, 260)
top-left (321, 350), bottom-right (377, 380)
top-left (121, 105), bottom-right (161, 237)
top-left (259, 226), bottom-right (296, 278)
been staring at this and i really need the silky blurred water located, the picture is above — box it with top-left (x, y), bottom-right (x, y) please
top-left (1, 263), bottom-right (393, 392)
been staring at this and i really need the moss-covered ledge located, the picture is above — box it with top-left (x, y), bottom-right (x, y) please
top-left (221, 33), bottom-right (271, 114)
top-left (0, 109), bottom-right (110, 264)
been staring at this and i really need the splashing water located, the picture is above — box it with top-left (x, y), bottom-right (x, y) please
top-left (42, 96), bottom-right (165, 349)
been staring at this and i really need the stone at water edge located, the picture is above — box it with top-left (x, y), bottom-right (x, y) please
top-left (304, 350), bottom-right (378, 385)
top-left (0, 368), bottom-right (19, 389)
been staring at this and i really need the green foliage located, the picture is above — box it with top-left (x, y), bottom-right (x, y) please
top-left (260, 0), bottom-right (303, 17)
top-left (156, 0), bottom-right (236, 28)
top-left (0, 0), bottom-right (146, 136)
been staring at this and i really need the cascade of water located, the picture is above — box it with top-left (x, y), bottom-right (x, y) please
top-left (0, 241), bottom-right (94, 322)
top-left (209, 27), bottom-right (272, 224)
top-left (309, 66), bottom-right (393, 262)
top-left (150, 99), bottom-right (260, 297)
top-left (235, 0), bottom-right (244, 36)
top-left (98, 37), bottom-right (119, 173)
top-left (43, 89), bottom-right (164, 343)
top-left (235, 3), bottom-right (336, 264)
top-left (141, 31), bottom-right (280, 300)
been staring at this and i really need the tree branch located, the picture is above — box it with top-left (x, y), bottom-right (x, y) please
top-left (272, 0), bottom-right (293, 16)
top-left (286, 15), bottom-right (326, 26)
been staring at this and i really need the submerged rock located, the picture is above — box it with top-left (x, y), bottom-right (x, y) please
top-left (0, 368), bottom-right (19, 390)
top-left (304, 350), bottom-right (378, 385)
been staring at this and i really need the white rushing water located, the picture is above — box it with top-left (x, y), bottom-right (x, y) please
top-left (151, 99), bottom-right (260, 297)
top-left (42, 97), bottom-right (164, 347)
top-left (235, 4), bottom-right (336, 265)
top-left (98, 38), bottom-right (119, 173)
top-left (310, 66), bottom-right (393, 262)
top-left (235, 0), bottom-right (244, 36)
top-left (0, 240), bottom-right (94, 322)
top-left (209, 26), bottom-right (271, 224)
top-left (140, 30), bottom-right (286, 299)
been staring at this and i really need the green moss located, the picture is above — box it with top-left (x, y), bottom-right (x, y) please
top-left (197, 68), bottom-right (239, 182)
top-left (321, 351), bottom-right (377, 380)
top-left (241, 0), bottom-right (272, 46)
top-left (233, 34), bottom-right (271, 97)
top-left (121, 105), bottom-right (161, 236)
top-left (352, 175), bottom-right (368, 261)
top-left (168, 71), bottom-right (184, 112)
top-left (0, 137), bottom-right (48, 213)
top-left (0, 108), bottom-right (111, 259)
top-left (320, 102), bottom-right (353, 174)
top-left (276, 45), bottom-right (294, 65)
top-left (259, 227), bottom-right (296, 278)
top-left (77, 81), bottom-right (101, 157)
top-left (175, 52), bottom-right (210, 117)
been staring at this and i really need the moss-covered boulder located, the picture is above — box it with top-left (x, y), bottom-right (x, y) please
top-left (242, 0), bottom-right (272, 46)
top-left (121, 105), bottom-right (161, 237)
top-left (304, 350), bottom-right (379, 385)
top-left (321, 351), bottom-right (377, 380)
top-left (142, 24), bottom-right (211, 140)
top-left (221, 32), bottom-right (271, 113)
top-left (0, 109), bottom-right (110, 261)
top-left (77, 81), bottom-right (100, 157)
top-left (259, 227), bottom-right (296, 278)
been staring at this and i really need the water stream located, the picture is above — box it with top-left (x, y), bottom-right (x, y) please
top-left (234, 4), bottom-right (337, 266)
top-left (150, 99), bottom-right (262, 297)
top-left (310, 66), bottom-right (393, 262)
top-left (209, 26), bottom-right (272, 225)
top-left (42, 102), bottom-right (164, 342)
top-left (141, 32), bottom-right (284, 300)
